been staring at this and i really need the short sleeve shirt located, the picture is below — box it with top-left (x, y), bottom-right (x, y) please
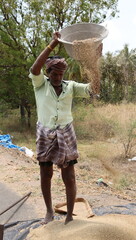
top-left (29, 70), bottom-right (90, 129)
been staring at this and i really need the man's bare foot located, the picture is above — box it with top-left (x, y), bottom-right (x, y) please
top-left (64, 216), bottom-right (73, 225)
top-left (41, 211), bottom-right (54, 224)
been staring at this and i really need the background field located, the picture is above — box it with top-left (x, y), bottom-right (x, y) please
top-left (0, 102), bottom-right (136, 222)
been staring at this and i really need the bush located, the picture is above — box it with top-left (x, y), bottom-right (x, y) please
top-left (0, 99), bottom-right (12, 117)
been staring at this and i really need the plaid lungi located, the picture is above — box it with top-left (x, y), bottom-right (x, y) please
top-left (36, 122), bottom-right (79, 168)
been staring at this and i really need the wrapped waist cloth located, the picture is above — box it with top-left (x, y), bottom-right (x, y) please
top-left (36, 122), bottom-right (79, 168)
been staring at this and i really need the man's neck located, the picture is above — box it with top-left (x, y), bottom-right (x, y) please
top-left (52, 84), bottom-right (62, 96)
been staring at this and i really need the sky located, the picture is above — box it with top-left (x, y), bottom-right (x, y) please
top-left (101, 0), bottom-right (136, 54)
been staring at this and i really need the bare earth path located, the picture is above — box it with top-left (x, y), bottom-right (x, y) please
top-left (0, 146), bottom-right (136, 239)
top-left (0, 146), bottom-right (136, 221)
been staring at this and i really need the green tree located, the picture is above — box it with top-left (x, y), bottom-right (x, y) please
top-left (0, 0), bottom-right (119, 126)
top-left (117, 44), bottom-right (136, 102)
top-left (100, 46), bottom-right (136, 103)
top-left (100, 52), bottom-right (124, 103)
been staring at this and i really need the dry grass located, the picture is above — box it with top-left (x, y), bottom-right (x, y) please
top-left (0, 103), bottom-right (136, 157)
top-left (73, 103), bottom-right (136, 192)
top-left (0, 103), bottom-right (136, 204)
top-left (73, 103), bottom-right (136, 157)
top-left (0, 103), bottom-right (136, 183)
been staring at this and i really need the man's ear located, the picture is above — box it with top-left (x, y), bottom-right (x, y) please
top-left (46, 69), bottom-right (51, 77)
top-left (46, 68), bottom-right (52, 75)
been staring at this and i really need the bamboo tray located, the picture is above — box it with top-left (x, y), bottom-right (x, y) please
top-left (54, 197), bottom-right (94, 219)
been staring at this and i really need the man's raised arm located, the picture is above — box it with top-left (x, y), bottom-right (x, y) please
top-left (31, 32), bottom-right (61, 75)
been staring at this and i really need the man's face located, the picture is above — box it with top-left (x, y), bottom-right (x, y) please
top-left (49, 69), bottom-right (64, 87)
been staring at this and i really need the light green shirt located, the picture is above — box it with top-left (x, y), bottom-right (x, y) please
top-left (29, 70), bottom-right (90, 129)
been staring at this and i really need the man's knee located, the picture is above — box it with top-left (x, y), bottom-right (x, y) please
top-left (61, 166), bottom-right (76, 185)
top-left (40, 165), bottom-right (53, 180)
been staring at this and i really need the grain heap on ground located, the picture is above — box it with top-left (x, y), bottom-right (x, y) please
top-left (72, 38), bottom-right (101, 95)
top-left (27, 214), bottom-right (136, 240)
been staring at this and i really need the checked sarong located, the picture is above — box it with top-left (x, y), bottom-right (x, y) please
top-left (36, 122), bottom-right (79, 168)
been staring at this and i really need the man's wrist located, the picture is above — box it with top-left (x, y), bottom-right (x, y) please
top-left (47, 45), bottom-right (53, 51)
top-left (89, 91), bottom-right (100, 99)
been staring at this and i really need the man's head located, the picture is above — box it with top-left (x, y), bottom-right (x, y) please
top-left (45, 56), bottom-right (67, 87)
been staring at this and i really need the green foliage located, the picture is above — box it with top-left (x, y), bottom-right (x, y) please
top-left (100, 46), bottom-right (136, 103)
top-left (116, 45), bottom-right (136, 102)
top-left (0, 99), bottom-right (12, 117)
top-left (65, 58), bottom-right (82, 81)
top-left (0, 0), bottom-right (118, 123)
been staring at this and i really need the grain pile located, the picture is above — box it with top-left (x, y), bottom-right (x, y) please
top-left (72, 38), bottom-right (102, 95)
top-left (27, 214), bottom-right (136, 240)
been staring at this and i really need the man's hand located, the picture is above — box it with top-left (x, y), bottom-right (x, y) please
top-left (52, 31), bottom-right (61, 42)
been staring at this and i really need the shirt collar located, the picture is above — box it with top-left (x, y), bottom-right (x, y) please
top-left (47, 78), bottom-right (68, 86)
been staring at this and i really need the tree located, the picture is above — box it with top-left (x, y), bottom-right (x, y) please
top-left (116, 44), bottom-right (136, 102)
top-left (100, 46), bottom-right (136, 103)
top-left (0, 0), bottom-right (119, 126)
top-left (100, 52), bottom-right (124, 103)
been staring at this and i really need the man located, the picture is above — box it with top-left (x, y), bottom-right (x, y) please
top-left (29, 32), bottom-right (100, 225)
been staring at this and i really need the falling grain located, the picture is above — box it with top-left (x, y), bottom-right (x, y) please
top-left (72, 38), bottom-right (102, 94)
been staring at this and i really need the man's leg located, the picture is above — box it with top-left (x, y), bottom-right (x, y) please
top-left (61, 164), bottom-right (76, 224)
top-left (40, 164), bottom-right (54, 224)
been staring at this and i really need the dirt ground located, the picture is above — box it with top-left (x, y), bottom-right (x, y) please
top-left (0, 146), bottom-right (136, 219)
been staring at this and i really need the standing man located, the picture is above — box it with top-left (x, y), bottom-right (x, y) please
top-left (29, 32), bottom-right (100, 224)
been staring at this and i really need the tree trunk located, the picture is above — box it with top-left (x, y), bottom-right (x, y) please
top-left (25, 104), bottom-right (31, 128)
top-left (20, 104), bottom-right (26, 126)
